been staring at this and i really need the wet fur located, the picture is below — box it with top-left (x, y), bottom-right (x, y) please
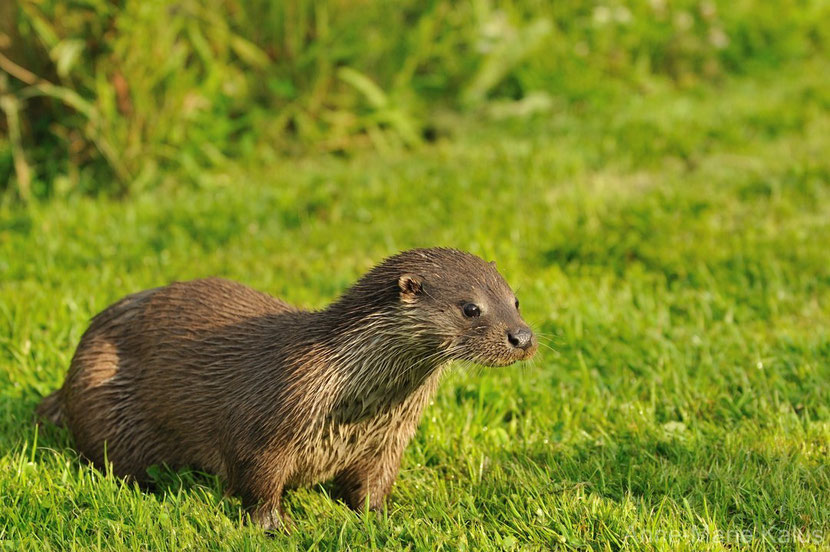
top-left (37, 248), bottom-right (536, 531)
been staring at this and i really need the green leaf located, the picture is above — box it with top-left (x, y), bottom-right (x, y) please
top-left (229, 36), bottom-right (270, 69)
top-left (50, 39), bottom-right (85, 78)
top-left (338, 67), bottom-right (388, 109)
top-left (462, 18), bottom-right (552, 107)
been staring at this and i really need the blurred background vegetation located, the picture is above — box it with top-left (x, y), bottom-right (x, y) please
top-left (0, 0), bottom-right (827, 200)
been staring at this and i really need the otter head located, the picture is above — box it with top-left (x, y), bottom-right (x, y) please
top-left (390, 248), bottom-right (538, 367)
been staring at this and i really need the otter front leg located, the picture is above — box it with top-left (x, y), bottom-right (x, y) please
top-left (228, 457), bottom-right (293, 532)
top-left (334, 447), bottom-right (404, 512)
top-left (250, 498), bottom-right (293, 533)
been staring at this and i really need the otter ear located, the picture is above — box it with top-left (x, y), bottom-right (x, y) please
top-left (489, 260), bottom-right (497, 268)
top-left (398, 274), bottom-right (423, 302)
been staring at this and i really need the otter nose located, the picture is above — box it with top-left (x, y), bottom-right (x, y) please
top-left (507, 328), bottom-right (533, 350)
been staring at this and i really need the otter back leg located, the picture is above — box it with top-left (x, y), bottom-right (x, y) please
top-left (60, 337), bottom-right (180, 481)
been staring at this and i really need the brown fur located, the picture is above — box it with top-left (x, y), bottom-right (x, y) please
top-left (37, 248), bottom-right (537, 531)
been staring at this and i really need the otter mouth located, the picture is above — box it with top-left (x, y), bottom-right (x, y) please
top-left (459, 345), bottom-right (538, 368)
top-left (444, 332), bottom-right (538, 368)
top-left (487, 352), bottom-right (537, 367)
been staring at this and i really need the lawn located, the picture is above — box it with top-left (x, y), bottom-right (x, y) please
top-left (1, 61), bottom-right (829, 550)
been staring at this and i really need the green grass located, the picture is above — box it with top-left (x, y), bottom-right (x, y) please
top-left (1, 61), bottom-right (829, 550)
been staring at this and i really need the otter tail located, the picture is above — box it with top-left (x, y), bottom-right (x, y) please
top-left (36, 389), bottom-right (65, 427)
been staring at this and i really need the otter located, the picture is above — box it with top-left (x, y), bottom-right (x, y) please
top-left (37, 247), bottom-right (537, 531)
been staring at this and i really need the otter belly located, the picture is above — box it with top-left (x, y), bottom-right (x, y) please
top-left (287, 418), bottom-right (388, 487)
top-left (286, 378), bottom-right (438, 488)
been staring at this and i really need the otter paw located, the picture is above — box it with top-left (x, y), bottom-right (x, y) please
top-left (251, 505), bottom-right (294, 534)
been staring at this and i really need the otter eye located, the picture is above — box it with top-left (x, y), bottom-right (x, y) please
top-left (462, 303), bottom-right (480, 318)
top-left (515, 299), bottom-right (520, 310)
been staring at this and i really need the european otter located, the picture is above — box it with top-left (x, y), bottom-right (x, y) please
top-left (37, 247), bottom-right (537, 531)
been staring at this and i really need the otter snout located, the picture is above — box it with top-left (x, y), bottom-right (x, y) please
top-left (507, 327), bottom-right (534, 350)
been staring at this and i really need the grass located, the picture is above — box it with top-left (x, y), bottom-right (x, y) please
top-left (1, 60), bottom-right (829, 550)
